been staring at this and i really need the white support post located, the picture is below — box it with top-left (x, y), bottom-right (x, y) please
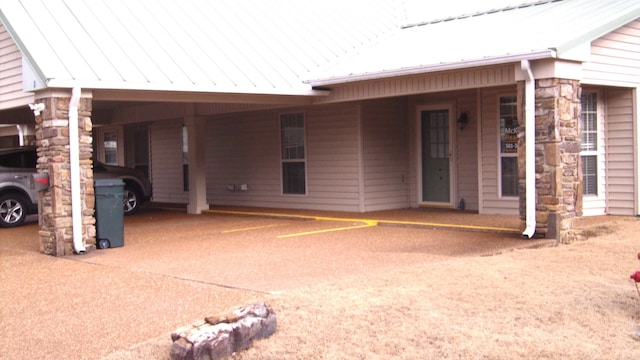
top-left (185, 116), bottom-right (209, 214)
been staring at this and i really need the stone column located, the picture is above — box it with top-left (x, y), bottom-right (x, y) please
top-left (35, 92), bottom-right (96, 256)
top-left (519, 79), bottom-right (582, 243)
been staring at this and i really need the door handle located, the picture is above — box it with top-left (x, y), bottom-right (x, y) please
top-left (13, 175), bottom-right (28, 179)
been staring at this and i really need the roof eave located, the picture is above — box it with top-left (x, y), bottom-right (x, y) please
top-left (42, 79), bottom-right (331, 98)
top-left (306, 49), bottom-right (558, 87)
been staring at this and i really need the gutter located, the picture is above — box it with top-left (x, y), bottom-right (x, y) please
top-left (306, 49), bottom-right (556, 87)
top-left (43, 79), bottom-right (330, 98)
top-left (520, 60), bottom-right (536, 239)
top-left (69, 87), bottom-right (86, 254)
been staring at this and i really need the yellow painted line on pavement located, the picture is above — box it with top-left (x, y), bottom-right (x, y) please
top-left (222, 224), bottom-right (283, 233)
top-left (277, 220), bottom-right (378, 238)
top-left (380, 220), bottom-right (519, 233)
top-left (206, 209), bottom-right (317, 221)
top-left (204, 209), bottom-right (519, 235)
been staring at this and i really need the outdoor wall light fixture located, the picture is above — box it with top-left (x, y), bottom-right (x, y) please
top-left (457, 112), bottom-right (469, 131)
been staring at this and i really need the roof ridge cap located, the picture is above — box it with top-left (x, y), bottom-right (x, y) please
top-left (402, 0), bottom-right (562, 29)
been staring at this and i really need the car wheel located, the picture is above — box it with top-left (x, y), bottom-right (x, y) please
top-left (0, 194), bottom-right (28, 228)
top-left (122, 187), bottom-right (140, 215)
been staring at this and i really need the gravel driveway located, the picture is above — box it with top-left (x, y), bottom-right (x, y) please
top-left (0, 206), bottom-right (553, 359)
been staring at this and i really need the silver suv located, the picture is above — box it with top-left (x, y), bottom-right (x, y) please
top-left (0, 146), bottom-right (152, 227)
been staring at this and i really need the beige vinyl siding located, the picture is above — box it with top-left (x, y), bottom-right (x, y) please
top-left (306, 105), bottom-right (360, 210)
top-left (206, 110), bottom-right (281, 207)
top-left (479, 86), bottom-right (519, 215)
top-left (360, 97), bottom-right (409, 211)
top-left (150, 120), bottom-right (188, 204)
top-left (453, 90), bottom-right (479, 211)
top-left (206, 103), bottom-right (362, 211)
top-left (0, 23), bottom-right (31, 110)
top-left (605, 87), bottom-right (635, 215)
top-left (583, 20), bottom-right (640, 87)
top-left (317, 65), bottom-right (516, 104)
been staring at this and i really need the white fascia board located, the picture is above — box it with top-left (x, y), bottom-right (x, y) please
top-left (43, 78), bottom-right (330, 98)
top-left (514, 58), bottom-right (583, 82)
top-left (306, 49), bottom-right (557, 87)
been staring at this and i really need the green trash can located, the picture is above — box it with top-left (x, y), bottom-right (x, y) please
top-left (94, 179), bottom-right (124, 249)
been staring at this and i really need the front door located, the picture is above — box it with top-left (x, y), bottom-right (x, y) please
top-left (421, 109), bottom-right (451, 205)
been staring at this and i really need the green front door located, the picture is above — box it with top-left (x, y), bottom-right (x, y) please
top-left (421, 109), bottom-right (450, 204)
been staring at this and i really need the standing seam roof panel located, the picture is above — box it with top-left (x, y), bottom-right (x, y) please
top-left (308, 0), bottom-right (640, 84)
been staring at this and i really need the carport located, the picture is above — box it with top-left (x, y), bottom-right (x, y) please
top-left (3, 1), bottom-right (638, 257)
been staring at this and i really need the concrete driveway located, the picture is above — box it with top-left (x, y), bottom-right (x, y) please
top-left (0, 206), bottom-right (552, 359)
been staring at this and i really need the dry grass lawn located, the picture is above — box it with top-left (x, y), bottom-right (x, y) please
top-left (111, 216), bottom-right (640, 359)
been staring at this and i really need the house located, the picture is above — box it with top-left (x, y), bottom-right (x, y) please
top-left (0, 0), bottom-right (639, 255)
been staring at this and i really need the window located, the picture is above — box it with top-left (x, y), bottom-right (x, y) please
top-left (103, 130), bottom-right (119, 165)
top-left (280, 112), bottom-right (306, 194)
top-left (499, 96), bottom-right (518, 197)
top-left (0, 148), bottom-right (36, 168)
top-left (581, 92), bottom-right (598, 195)
top-left (182, 125), bottom-right (189, 192)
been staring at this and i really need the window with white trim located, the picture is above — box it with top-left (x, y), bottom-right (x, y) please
top-left (280, 112), bottom-right (306, 194)
top-left (499, 96), bottom-right (519, 197)
top-left (581, 92), bottom-right (598, 195)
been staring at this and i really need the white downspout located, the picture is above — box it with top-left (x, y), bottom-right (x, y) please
top-left (521, 60), bottom-right (536, 239)
top-left (16, 125), bottom-right (24, 146)
top-left (70, 87), bottom-right (86, 254)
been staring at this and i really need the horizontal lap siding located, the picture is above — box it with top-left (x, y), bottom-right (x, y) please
top-left (454, 90), bottom-right (479, 210)
top-left (318, 65), bottom-right (515, 103)
top-left (206, 104), bottom-right (361, 211)
top-left (361, 98), bottom-right (409, 211)
top-left (0, 23), bottom-right (31, 109)
top-left (480, 86), bottom-right (519, 215)
top-left (583, 20), bottom-right (640, 87)
top-left (150, 120), bottom-right (189, 203)
top-left (306, 105), bottom-right (361, 210)
top-left (206, 110), bottom-right (281, 207)
top-left (605, 87), bottom-right (635, 215)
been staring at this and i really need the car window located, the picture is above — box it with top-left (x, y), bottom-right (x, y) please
top-left (0, 150), bottom-right (37, 168)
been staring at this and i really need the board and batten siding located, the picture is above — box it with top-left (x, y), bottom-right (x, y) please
top-left (605, 87), bottom-right (635, 215)
top-left (360, 97), bottom-right (409, 211)
top-left (150, 120), bottom-right (189, 204)
top-left (583, 19), bottom-right (640, 87)
top-left (205, 103), bottom-right (362, 211)
top-left (0, 23), bottom-right (31, 110)
top-left (479, 86), bottom-right (519, 215)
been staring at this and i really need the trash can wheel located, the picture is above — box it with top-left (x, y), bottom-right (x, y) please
top-left (98, 239), bottom-right (110, 249)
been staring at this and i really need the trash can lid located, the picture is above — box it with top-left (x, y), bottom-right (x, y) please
top-left (94, 178), bottom-right (124, 186)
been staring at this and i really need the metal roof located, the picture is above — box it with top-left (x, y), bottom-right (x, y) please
top-left (0, 0), bottom-right (401, 95)
top-left (0, 0), bottom-right (638, 94)
top-left (307, 0), bottom-right (640, 86)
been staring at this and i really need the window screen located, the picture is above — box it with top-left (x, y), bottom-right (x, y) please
top-left (280, 113), bottom-right (306, 194)
top-left (580, 93), bottom-right (598, 195)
